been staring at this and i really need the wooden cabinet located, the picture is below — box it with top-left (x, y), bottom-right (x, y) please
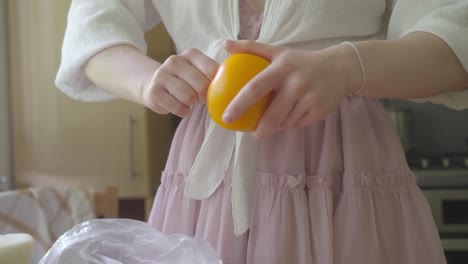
top-left (7, 0), bottom-right (175, 217)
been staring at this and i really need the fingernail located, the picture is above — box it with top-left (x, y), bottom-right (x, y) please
top-left (253, 131), bottom-right (263, 139)
top-left (253, 126), bottom-right (263, 137)
top-left (222, 112), bottom-right (233, 123)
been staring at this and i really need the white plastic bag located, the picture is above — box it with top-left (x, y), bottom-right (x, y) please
top-left (39, 219), bottom-right (222, 264)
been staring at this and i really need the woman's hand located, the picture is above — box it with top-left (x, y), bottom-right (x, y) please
top-left (222, 40), bottom-right (361, 138)
top-left (142, 48), bottom-right (219, 117)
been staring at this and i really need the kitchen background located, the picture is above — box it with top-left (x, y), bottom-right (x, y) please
top-left (385, 99), bottom-right (468, 156)
top-left (0, 0), bottom-right (11, 190)
top-left (1, 1), bottom-right (468, 263)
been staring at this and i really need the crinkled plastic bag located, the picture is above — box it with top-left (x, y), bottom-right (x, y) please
top-left (39, 219), bottom-right (222, 264)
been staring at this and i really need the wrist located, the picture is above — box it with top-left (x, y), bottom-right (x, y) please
top-left (84, 45), bottom-right (161, 105)
top-left (134, 58), bottom-right (161, 107)
top-left (327, 42), bottom-right (365, 96)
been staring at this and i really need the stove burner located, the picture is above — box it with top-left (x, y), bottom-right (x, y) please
top-left (407, 153), bottom-right (468, 170)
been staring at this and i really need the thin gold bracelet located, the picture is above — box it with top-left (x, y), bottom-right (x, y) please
top-left (342, 41), bottom-right (366, 96)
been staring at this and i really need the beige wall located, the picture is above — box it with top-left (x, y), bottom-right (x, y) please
top-left (0, 0), bottom-right (12, 181)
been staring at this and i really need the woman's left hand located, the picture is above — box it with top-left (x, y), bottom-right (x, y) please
top-left (222, 40), bottom-right (361, 138)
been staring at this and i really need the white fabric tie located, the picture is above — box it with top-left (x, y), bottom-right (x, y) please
top-left (184, 39), bottom-right (259, 236)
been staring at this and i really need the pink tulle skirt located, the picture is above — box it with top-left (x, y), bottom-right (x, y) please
top-left (148, 96), bottom-right (445, 264)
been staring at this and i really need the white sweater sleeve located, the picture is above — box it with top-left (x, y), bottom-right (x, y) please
top-left (387, 0), bottom-right (468, 110)
top-left (55, 0), bottom-right (160, 102)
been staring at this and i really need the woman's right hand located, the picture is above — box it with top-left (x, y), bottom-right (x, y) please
top-left (142, 48), bottom-right (219, 117)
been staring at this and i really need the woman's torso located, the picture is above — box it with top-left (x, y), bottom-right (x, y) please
top-left (157, 0), bottom-right (409, 180)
